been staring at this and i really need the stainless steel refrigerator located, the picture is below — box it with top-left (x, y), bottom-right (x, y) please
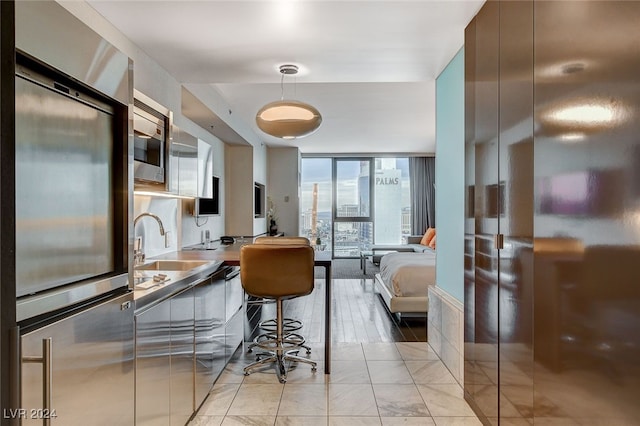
top-left (15, 54), bottom-right (133, 425)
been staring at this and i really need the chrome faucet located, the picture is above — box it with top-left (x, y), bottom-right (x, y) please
top-left (133, 212), bottom-right (166, 266)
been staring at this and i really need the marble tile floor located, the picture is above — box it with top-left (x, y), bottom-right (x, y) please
top-left (189, 342), bottom-right (481, 426)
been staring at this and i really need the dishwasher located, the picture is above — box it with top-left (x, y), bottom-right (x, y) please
top-left (222, 265), bottom-right (244, 363)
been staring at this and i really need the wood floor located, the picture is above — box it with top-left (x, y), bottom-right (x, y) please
top-left (245, 277), bottom-right (427, 344)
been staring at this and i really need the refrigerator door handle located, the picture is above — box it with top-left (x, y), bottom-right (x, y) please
top-left (10, 326), bottom-right (21, 424)
top-left (22, 337), bottom-right (53, 426)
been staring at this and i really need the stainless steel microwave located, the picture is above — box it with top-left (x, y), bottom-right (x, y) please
top-left (133, 99), bottom-right (168, 184)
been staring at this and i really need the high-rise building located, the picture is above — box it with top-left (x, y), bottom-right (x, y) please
top-left (374, 159), bottom-right (402, 244)
top-left (401, 206), bottom-right (412, 240)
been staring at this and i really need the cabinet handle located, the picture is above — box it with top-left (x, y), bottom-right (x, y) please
top-left (494, 234), bottom-right (504, 250)
top-left (22, 338), bottom-right (53, 426)
top-left (10, 327), bottom-right (20, 426)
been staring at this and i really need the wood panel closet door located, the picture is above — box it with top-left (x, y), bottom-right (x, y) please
top-left (533, 1), bottom-right (640, 424)
top-left (464, 1), bottom-right (500, 422)
top-left (498, 1), bottom-right (534, 423)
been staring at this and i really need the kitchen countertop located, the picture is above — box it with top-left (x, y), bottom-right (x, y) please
top-left (132, 239), bottom-right (328, 312)
top-left (132, 241), bottom-right (250, 311)
top-left (178, 240), bottom-right (251, 265)
top-left (133, 255), bottom-right (224, 312)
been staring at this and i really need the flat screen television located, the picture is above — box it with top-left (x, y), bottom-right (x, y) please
top-left (195, 197), bottom-right (218, 216)
top-left (195, 176), bottom-right (220, 216)
top-left (536, 169), bottom-right (623, 217)
top-left (486, 182), bottom-right (505, 218)
top-left (254, 182), bottom-right (265, 218)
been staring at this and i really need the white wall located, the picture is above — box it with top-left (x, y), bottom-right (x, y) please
top-left (253, 142), bottom-right (268, 236)
top-left (267, 147), bottom-right (301, 237)
top-left (133, 196), bottom-right (178, 258)
top-left (179, 83), bottom-right (268, 240)
top-left (225, 145), bottom-right (256, 237)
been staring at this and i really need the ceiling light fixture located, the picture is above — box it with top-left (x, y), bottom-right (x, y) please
top-left (559, 132), bottom-right (586, 143)
top-left (256, 64), bottom-right (322, 140)
top-left (542, 98), bottom-right (629, 130)
top-left (537, 60), bottom-right (590, 79)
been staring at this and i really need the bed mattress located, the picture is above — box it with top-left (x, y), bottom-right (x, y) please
top-left (379, 251), bottom-right (436, 297)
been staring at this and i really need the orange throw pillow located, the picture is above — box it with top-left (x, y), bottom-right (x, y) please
top-left (429, 234), bottom-right (437, 249)
top-left (420, 228), bottom-right (436, 246)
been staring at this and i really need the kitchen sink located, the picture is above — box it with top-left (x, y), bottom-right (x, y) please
top-left (135, 260), bottom-right (211, 271)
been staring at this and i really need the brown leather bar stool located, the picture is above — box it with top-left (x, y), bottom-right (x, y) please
top-left (247, 237), bottom-right (312, 354)
top-left (240, 240), bottom-right (317, 382)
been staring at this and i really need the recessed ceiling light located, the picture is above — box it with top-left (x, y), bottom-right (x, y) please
top-left (542, 98), bottom-right (628, 129)
top-left (552, 104), bottom-right (615, 125)
top-left (538, 60), bottom-right (590, 78)
top-left (559, 132), bottom-right (586, 143)
top-left (561, 62), bottom-right (585, 75)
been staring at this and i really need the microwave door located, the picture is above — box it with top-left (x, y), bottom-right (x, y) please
top-left (133, 113), bottom-right (163, 167)
top-left (133, 105), bottom-right (166, 184)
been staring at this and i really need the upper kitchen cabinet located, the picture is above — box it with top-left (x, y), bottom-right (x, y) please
top-left (198, 139), bottom-right (215, 198)
top-left (169, 126), bottom-right (198, 197)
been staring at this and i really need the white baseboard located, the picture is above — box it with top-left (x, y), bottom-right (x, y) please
top-left (428, 286), bottom-right (464, 386)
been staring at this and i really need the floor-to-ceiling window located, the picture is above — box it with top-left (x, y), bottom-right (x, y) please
top-left (300, 158), bottom-right (333, 251)
top-left (300, 156), bottom-right (412, 256)
top-left (333, 158), bottom-right (373, 258)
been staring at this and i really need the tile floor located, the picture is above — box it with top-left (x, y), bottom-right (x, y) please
top-left (189, 342), bottom-right (481, 426)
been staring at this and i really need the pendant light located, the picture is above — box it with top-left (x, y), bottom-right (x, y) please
top-left (256, 64), bottom-right (322, 139)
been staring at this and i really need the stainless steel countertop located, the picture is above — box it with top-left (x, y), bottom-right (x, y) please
top-left (133, 254), bottom-right (224, 312)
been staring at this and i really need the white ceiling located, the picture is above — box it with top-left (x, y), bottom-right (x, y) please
top-left (88, 0), bottom-right (484, 154)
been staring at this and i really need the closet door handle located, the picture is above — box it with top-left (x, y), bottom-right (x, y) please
top-left (22, 338), bottom-right (53, 426)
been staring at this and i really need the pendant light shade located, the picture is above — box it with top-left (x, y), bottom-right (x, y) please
top-left (255, 65), bottom-right (322, 139)
top-left (256, 100), bottom-right (322, 139)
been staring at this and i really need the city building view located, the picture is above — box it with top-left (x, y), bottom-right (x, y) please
top-left (299, 157), bottom-right (411, 257)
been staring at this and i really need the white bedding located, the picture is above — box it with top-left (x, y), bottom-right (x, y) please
top-left (379, 251), bottom-right (436, 297)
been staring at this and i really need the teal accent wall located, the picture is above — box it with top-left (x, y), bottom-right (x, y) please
top-left (435, 47), bottom-right (465, 302)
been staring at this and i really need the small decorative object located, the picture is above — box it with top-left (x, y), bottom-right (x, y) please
top-left (267, 196), bottom-right (278, 235)
top-left (316, 237), bottom-right (321, 246)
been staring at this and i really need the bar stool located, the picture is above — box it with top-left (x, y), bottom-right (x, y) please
top-left (247, 237), bottom-right (312, 355)
top-left (240, 240), bottom-right (317, 382)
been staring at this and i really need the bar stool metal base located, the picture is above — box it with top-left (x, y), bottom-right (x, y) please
top-left (247, 332), bottom-right (311, 355)
top-left (243, 299), bottom-right (317, 383)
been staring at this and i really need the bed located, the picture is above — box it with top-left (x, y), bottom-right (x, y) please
top-left (374, 250), bottom-right (436, 317)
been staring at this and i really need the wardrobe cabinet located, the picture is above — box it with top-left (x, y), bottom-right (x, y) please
top-left (465, 1), bottom-right (640, 424)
